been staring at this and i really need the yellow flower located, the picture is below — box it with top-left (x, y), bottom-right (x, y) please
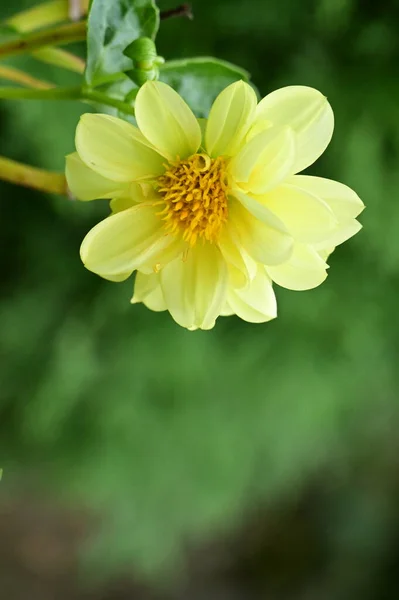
top-left (66, 81), bottom-right (364, 330)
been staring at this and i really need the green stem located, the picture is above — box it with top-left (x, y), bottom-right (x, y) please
top-left (0, 21), bottom-right (86, 59)
top-left (0, 155), bottom-right (67, 195)
top-left (0, 65), bottom-right (53, 89)
top-left (0, 85), bottom-right (136, 116)
top-left (33, 47), bottom-right (85, 74)
top-left (82, 89), bottom-right (135, 116)
top-left (6, 0), bottom-right (70, 33)
top-left (0, 85), bottom-right (81, 100)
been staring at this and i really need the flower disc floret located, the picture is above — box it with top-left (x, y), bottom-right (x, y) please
top-left (157, 153), bottom-right (229, 246)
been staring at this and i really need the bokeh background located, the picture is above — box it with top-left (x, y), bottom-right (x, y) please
top-left (1, 0), bottom-right (399, 598)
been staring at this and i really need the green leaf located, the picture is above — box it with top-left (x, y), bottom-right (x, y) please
top-left (85, 0), bottom-right (160, 87)
top-left (159, 57), bottom-right (254, 117)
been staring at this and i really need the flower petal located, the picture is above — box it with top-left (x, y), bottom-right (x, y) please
top-left (135, 81), bottom-right (201, 161)
top-left (227, 265), bottom-right (277, 323)
top-left (110, 195), bottom-right (138, 213)
top-left (286, 175), bottom-right (365, 220)
top-left (232, 188), bottom-right (292, 230)
top-left (110, 183), bottom-right (160, 213)
top-left (267, 243), bottom-right (328, 290)
top-left (229, 126), bottom-right (296, 194)
top-left (205, 80), bottom-right (257, 158)
top-left (66, 152), bottom-right (128, 200)
top-left (314, 219), bottom-right (362, 250)
top-left (255, 86), bottom-right (334, 173)
top-left (131, 272), bottom-right (167, 312)
top-left (228, 198), bottom-right (294, 266)
top-left (220, 303), bottom-right (234, 317)
top-left (160, 243), bottom-right (228, 330)
top-left (218, 226), bottom-right (257, 289)
top-left (80, 203), bottom-right (181, 278)
top-left (76, 113), bottom-right (165, 182)
top-left (258, 183), bottom-right (338, 243)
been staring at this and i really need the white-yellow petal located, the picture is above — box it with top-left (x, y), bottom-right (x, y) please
top-left (220, 303), bottom-right (234, 317)
top-left (76, 113), bottom-right (165, 182)
top-left (205, 80), bottom-right (257, 157)
top-left (286, 175), bottom-right (365, 220)
top-left (66, 152), bottom-right (128, 200)
top-left (218, 226), bottom-right (257, 288)
top-left (109, 183), bottom-right (159, 213)
top-left (258, 183), bottom-right (338, 243)
top-left (228, 198), bottom-right (293, 266)
top-left (227, 265), bottom-right (277, 323)
top-left (110, 196), bottom-right (137, 213)
top-left (131, 272), bottom-right (166, 312)
top-left (80, 203), bottom-right (180, 278)
top-left (267, 243), bottom-right (328, 290)
top-left (255, 86), bottom-right (334, 173)
top-left (314, 219), bottom-right (362, 250)
top-left (229, 126), bottom-right (296, 194)
top-left (160, 244), bottom-right (228, 330)
top-left (135, 81), bottom-right (201, 161)
top-left (233, 188), bottom-right (293, 230)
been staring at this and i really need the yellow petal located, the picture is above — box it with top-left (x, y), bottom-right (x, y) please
top-left (267, 243), bottom-right (328, 290)
top-left (160, 244), bottom-right (228, 330)
top-left (255, 86), bottom-right (334, 173)
top-left (228, 198), bottom-right (293, 266)
top-left (314, 219), bottom-right (362, 250)
top-left (131, 272), bottom-right (166, 312)
top-left (227, 265), bottom-right (277, 323)
top-left (220, 303), bottom-right (234, 317)
top-left (76, 113), bottom-right (165, 182)
top-left (257, 183), bottom-right (338, 243)
top-left (229, 126), bottom-right (296, 194)
top-left (205, 80), bottom-right (257, 157)
top-left (286, 175), bottom-right (365, 220)
top-left (66, 152), bottom-right (128, 200)
top-left (233, 188), bottom-right (292, 230)
top-left (110, 196), bottom-right (137, 213)
top-left (80, 203), bottom-right (180, 278)
top-left (109, 183), bottom-right (157, 213)
top-left (104, 271), bottom-right (133, 282)
top-left (135, 81), bottom-right (201, 161)
top-left (218, 226), bottom-right (257, 289)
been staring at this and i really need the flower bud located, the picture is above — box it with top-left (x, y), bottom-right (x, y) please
top-left (123, 37), bottom-right (164, 86)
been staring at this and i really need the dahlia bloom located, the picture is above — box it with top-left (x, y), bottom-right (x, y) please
top-left (66, 81), bottom-right (364, 330)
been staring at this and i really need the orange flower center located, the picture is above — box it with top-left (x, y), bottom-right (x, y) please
top-left (157, 153), bottom-right (229, 246)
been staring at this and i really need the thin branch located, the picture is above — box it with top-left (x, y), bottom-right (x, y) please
top-left (5, 0), bottom-right (69, 33)
top-left (82, 89), bottom-right (135, 116)
top-left (160, 3), bottom-right (193, 20)
top-left (0, 21), bottom-right (86, 59)
top-left (0, 155), bottom-right (67, 195)
top-left (0, 65), bottom-right (54, 89)
top-left (0, 85), bottom-right (81, 100)
top-left (0, 85), bottom-right (135, 116)
top-left (33, 47), bottom-right (85, 74)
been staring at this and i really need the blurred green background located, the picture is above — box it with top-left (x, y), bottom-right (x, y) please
top-left (1, 0), bottom-right (399, 598)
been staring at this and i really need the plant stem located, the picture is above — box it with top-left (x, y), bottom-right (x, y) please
top-left (0, 65), bottom-right (53, 89)
top-left (6, 0), bottom-right (69, 33)
top-left (0, 21), bottom-right (86, 59)
top-left (82, 89), bottom-right (135, 116)
top-left (33, 47), bottom-right (85, 74)
top-left (0, 85), bottom-right (135, 116)
top-left (0, 85), bottom-right (81, 100)
top-left (0, 155), bottom-right (67, 195)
